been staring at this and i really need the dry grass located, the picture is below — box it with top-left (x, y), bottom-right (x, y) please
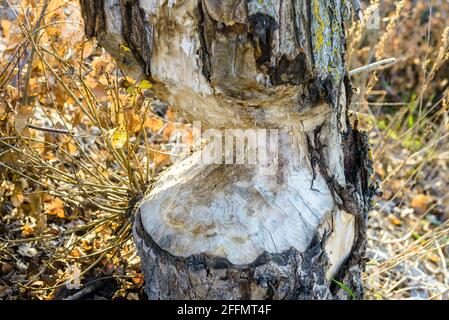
top-left (348, 0), bottom-right (449, 299)
top-left (0, 0), bottom-right (448, 299)
top-left (0, 0), bottom-right (191, 299)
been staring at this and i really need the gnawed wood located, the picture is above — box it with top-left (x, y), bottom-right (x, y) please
top-left (80, 0), bottom-right (351, 128)
top-left (139, 130), bottom-right (345, 265)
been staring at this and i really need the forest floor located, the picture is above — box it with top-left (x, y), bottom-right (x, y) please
top-left (1, 0), bottom-right (449, 300)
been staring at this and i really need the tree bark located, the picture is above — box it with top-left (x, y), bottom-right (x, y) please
top-left (80, 0), bottom-right (374, 300)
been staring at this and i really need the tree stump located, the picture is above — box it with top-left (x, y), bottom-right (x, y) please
top-left (80, 0), bottom-right (374, 299)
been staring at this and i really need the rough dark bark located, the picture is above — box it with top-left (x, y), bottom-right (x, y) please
top-left (80, 0), bottom-right (374, 300)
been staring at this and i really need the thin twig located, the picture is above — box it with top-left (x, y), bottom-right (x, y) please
top-left (26, 124), bottom-right (74, 135)
top-left (21, 0), bottom-right (49, 105)
top-left (349, 58), bottom-right (397, 76)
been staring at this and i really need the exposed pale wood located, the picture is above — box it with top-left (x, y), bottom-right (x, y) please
top-left (139, 130), bottom-right (351, 266)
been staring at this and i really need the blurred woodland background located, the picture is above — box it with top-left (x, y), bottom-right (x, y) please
top-left (0, 0), bottom-right (448, 300)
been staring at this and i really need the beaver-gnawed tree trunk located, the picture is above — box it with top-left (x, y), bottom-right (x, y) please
top-left (79, 0), bottom-right (374, 300)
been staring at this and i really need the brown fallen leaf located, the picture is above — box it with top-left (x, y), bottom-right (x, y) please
top-left (390, 215), bottom-right (402, 226)
top-left (47, 198), bottom-right (65, 218)
top-left (144, 117), bottom-right (164, 133)
top-left (1, 262), bottom-right (14, 275)
top-left (411, 194), bottom-right (433, 215)
top-left (0, 19), bottom-right (11, 38)
top-left (13, 105), bottom-right (34, 133)
top-left (22, 224), bottom-right (35, 236)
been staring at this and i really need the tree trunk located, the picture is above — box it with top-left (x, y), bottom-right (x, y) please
top-left (80, 0), bottom-right (374, 300)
